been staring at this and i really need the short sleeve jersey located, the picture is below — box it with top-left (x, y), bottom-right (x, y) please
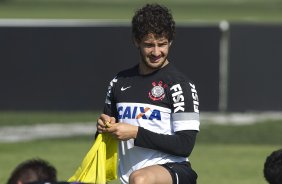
top-left (103, 63), bottom-right (200, 183)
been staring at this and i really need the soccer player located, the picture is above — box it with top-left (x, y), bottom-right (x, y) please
top-left (264, 148), bottom-right (282, 184)
top-left (97, 3), bottom-right (200, 184)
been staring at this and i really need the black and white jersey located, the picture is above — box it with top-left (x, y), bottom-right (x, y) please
top-left (103, 63), bottom-right (200, 184)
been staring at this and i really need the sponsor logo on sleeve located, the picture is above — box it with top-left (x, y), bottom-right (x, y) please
top-left (189, 83), bottom-right (199, 113)
top-left (170, 84), bottom-right (185, 113)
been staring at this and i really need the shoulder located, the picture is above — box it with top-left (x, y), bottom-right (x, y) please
top-left (116, 65), bottom-right (139, 79)
top-left (107, 65), bottom-right (138, 86)
top-left (164, 64), bottom-right (195, 86)
top-left (165, 64), bottom-right (199, 113)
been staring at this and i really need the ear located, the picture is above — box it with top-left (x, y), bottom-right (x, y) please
top-left (169, 41), bottom-right (173, 46)
top-left (133, 38), bottom-right (140, 48)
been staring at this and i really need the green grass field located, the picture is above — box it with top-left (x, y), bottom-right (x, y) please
top-left (1, 112), bottom-right (282, 183)
top-left (1, 139), bottom-right (279, 184)
top-left (0, 0), bottom-right (282, 22)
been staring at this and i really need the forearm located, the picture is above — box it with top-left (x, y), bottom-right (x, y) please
top-left (134, 127), bottom-right (197, 157)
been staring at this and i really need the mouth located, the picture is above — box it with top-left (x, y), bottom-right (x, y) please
top-left (149, 55), bottom-right (162, 63)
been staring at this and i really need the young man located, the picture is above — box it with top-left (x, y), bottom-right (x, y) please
top-left (97, 3), bottom-right (200, 184)
top-left (264, 148), bottom-right (282, 184)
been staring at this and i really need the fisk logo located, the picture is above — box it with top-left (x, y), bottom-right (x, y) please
top-left (118, 106), bottom-right (161, 120)
top-left (170, 84), bottom-right (185, 113)
top-left (189, 83), bottom-right (199, 113)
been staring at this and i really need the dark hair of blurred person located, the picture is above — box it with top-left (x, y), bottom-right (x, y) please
top-left (264, 148), bottom-right (282, 184)
top-left (7, 158), bottom-right (57, 184)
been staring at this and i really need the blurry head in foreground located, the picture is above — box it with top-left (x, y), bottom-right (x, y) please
top-left (264, 148), bottom-right (282, 184)
top-left (7, 158), bottom-right (57, 184)
top-left (28, 182), bottom-right (85, 184)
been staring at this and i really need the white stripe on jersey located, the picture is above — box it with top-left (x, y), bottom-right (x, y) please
top-left (173, 120), bottom-right (200, 132)
top-left (172, 112), bottom-right (200, 132)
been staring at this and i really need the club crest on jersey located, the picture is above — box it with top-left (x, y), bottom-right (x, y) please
top-left (148, 81), bottom-right (167, 101)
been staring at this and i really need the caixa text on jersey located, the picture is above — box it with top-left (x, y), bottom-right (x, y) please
top-left (117, 106), bottom-right (161, 120)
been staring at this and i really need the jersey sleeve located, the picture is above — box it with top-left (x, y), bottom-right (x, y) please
top-left (135, 128), bottom-right (197, 157)
top-left (169, 81), bottom-right (200, 132)
top-left (103, 76), bottom-right (118, 119)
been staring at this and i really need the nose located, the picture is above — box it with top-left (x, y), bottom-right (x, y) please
top-left (152, 46), bottom-right (161, 56)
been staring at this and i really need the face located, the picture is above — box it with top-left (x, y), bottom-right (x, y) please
top-left (135, 33), bottom-right (171, 74)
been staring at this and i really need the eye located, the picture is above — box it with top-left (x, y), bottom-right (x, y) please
top-left (144, 43), bottom-right (154, 48)
top-left (158, 42), bottom-right (168, 47)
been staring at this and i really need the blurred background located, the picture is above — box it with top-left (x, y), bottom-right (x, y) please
top-left (0, 0), bottom-right (282, 183)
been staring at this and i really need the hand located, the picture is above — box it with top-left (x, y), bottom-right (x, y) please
top-left (106, 123), bottom-right (139, 141)
top-left (97, 114), bottom-right (116, 134)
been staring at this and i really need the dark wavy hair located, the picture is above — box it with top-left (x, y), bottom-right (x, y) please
top-left (7, 158), bottom-right (57, 184)
top-left (131, 3), bottom-right (175, 42)
top-left (264, 149), bottom-right (282, 184)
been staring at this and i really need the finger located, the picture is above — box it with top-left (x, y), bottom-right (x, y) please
top-left (100, 114), bottom-right (111, 122)
top-left (97, 118), bottom-right (106, 127)
top-left (97, 126), bottom-right (103, 133)
top-left (97, 124), bottom-right (104, 132)
top-left (97, 125), bottom-right (109, 134)
top-left (106, 123), bottom-right (117, 133)
top-left (110, 117), bottom-right (116, 124)
top-left (104, 121), bottom-right (111, 128)
top-left (100, 114), bottom-right (112, 128)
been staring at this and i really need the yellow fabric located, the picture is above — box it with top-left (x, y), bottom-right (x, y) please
top-left (68, 133), bottom-right (118, 184)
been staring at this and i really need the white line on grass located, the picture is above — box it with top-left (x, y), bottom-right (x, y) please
top-left (0, 122), bottom-right (96, 143)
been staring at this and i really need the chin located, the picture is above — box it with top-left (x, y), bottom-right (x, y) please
top-left (146, 62), bottom-right (163, 69)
